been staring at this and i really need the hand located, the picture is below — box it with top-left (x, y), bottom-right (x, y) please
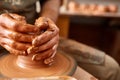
top-left (0, 13), bottom-right (39, 55)
top-left (27, 17), bottom-right (59, 64)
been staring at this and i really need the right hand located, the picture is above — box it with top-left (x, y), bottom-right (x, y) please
top-left (28, 17), bottom-right (59, 64)
top-left (0, 13), bottom-right (40, 55)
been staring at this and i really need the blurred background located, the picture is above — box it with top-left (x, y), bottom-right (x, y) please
top-left (57, 0), bottom-right (120, 64)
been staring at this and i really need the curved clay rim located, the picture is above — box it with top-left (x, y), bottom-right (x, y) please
top-left (0, 51), bottom-right (77, 78)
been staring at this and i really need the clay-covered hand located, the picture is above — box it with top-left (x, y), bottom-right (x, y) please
top-left (27, 17), bottom-right (59, 64)
top-left (0, 13), bottom-right (39, 55)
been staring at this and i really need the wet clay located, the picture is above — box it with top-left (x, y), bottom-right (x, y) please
top-left (0, 52), bottom-right (76, 78)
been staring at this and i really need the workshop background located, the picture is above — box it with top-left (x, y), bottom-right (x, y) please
top-left (57, 0), bottom-right (120, 64)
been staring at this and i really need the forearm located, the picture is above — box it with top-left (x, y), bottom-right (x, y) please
top-left (40, 0), bottom-right (61, 23)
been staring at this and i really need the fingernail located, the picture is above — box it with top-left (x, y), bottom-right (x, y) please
top-left (27, 47), bottom-right (33, 54)
top-left (44, 58), bottom-right (54, 65)
top-left (32, 54), bottom-right (41, 61)
top-left (32, 39), bottom-right (38, 46)
top-left (32, 54), bottom-right (37, 61)
top-left (20, 51), bottom-right (26, 55)
top-left (23, 51), bottom-right (28, 56)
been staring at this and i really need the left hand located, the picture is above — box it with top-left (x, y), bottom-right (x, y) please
top-left (27, 17), bottom-right (59, 64)
top-left (0, 13), bottom-right (39, 55)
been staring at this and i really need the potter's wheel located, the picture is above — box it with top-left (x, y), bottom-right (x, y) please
top-left (0, 50), bottom-right (77, 78)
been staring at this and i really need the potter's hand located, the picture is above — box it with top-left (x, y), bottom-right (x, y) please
top-left (27, 17), bottom-right (59, 64)
top-left (0, 13), bottom-right (39, 55)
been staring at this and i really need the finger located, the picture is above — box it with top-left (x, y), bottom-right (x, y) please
top-left (0, 26), bottom-right (36, 42)
top-left (9, 13), bottom-right (26, 23)
top-left (35, 17), bottom-right (55, 29)
top-left (9, 31), bottom-right (36, 42)
top-left (44, 44), bottom-right (58, 65)
top-left (32, 26), bottom-right (59, 46)
top-left (32, 30), bottom-right (57, 46)
top-left (35, 17), bottom-right (49, 30)
top-left (44, 58), bottom-right (54, 65)
top-left (0, 37), bottom-right (30, 51)
top-left (5, 45), bottom-right (27, 55)
top-left (32, 48), bottom-right (55, 61)
top-left (36, 17), bottom-right (59, 33)
top-left (49, 44), bottom-right (58, 58)
top-left (27, 35), bottom-right (59, 54)
top-left (0, 43), bottom-right (27, 55)
top-left (0, 13), bottom-right (40, 33)
top-left (16, 23), bottom-right (40, 34)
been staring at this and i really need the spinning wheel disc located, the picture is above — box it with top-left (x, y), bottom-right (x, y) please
top-left (0, 51), bottom-right (77, 78)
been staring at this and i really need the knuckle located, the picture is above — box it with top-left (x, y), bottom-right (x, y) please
top-left (11, 22), bottom-right (18, 29)
top-left (10, 32), bottom-right (18, 40)
top-left (0, 13), bottom-right (6, 17)
top-left (56, 26), bottom-right (59, 32)
top-left (10, 41), bottom-right (16, 48)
